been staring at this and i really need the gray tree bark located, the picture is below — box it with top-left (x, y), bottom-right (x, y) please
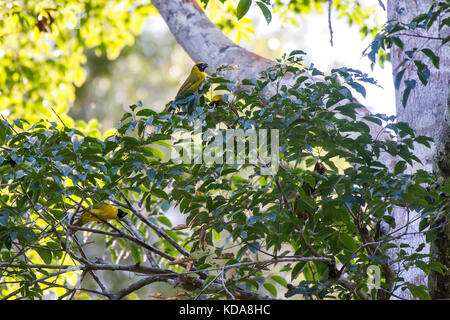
top-left (151, 0), bottom-right (274, 82)
top-left (151, 0), bottom-right (450, 299)
top-left (387, 0), bottom-right (449, 299)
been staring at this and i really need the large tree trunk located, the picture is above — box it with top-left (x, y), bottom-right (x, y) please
top-left (387, 0), bottom-right (450, 299)
top-left (151, 0), bottom-right (449, 299)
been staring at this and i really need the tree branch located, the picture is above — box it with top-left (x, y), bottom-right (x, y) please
top-left (151, 0), bottom-right (274, 82)
top-left (69, 225), bottom-right (175, 261)
top-left (110, 193), bottom-right (192, 258)
top-left (328, 0), bottom-right (334, 46)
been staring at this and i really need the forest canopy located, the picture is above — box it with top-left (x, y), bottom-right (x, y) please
top-left (0, 0), bottom-right (448, 300)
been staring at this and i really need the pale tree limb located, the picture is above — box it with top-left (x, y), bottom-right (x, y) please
top-left (151, 0), bottom-right (274, 83)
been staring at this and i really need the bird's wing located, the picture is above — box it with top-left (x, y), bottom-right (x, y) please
top-left (72, 204), bottom-right (112, 228)
top-left (92, 202), bottom-right (108, 210)
top-left (73, 212), bottom-right (90, 226)
top-left (176, 73), bottom-right (200, 97)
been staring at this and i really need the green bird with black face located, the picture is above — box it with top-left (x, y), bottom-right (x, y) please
top-left (165, 62), bottom-right (208, 113)
top-left (176, 62), bottom-right (208, 98)
top-left (73, 203), bottom-right (127, 227)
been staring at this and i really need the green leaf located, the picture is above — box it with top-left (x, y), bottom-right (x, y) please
top-left (339, 233), bottom-right (358, 252)
top-left (243, 278), bottom-right (260, 290)
top-left (415, 260), bottom-right (430, 275)
top-left (348, 81), bottom-right (366, 98)
top-left (414, 60), bottom-right (430, 86)
top-left (271, 275), bottom-right (288, 287)
top-left (157, 216), bottom-right (172, 228)
top-left (130, 244), bottom-right (141, 264)
top-left (236, 0), bottom-right (252, 20)
top-left (415, 135), bottom-right (433, 148)
top-left (120, 112), bottom-right (133, 122)
top-left (394, 160), bottom-right (407, 174)
top-left (136, 109), bottom-right (157, 117)
top-left (263, 282), bottom-right (277, 297)
top-left (428, 262), bottom-right (447, 276)
top-left (289, 50), bottom-right (307, 57)
top-left (426, 10), bottom-right (440, 31)
top-left (0, 121), bottom-right (6, 144)
top-left (442, 36), bottom-right (450, 46)
top-left (36, 248), bottom-right (52, 264)
top-left (391, 37), bottom-right (404, 50)
top-left (363, 115), bottom-right (382, 126)
top-left (402, 86), bottom-right (412, 108)
top-left (256, 1), bottom-right (272, 24)
top-left (394, 69), bottom-right (405, 90)
top-left (204, 275), bottom-right (217, 286)
top-left (418, 218), bottom-right (429, 232)
top-left (122, 136), bottom-right (140, 148)
top-left (421, 48), bottom-right (440, 69)
top-left (442, 178), bottom-right (450, 194)
top-left (291, 261), bottom-right (307, 280)
top-left (151, 187), bottom-right (169, 201)
top-left (411, 13), bottom-right (428, 24)
top-left (407, 284), bottom-right (431, 300)
top-left (141, 146), bottom-right (164, 160)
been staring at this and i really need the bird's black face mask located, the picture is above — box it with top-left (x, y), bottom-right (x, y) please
top-left (118, 209), bottom-right (128, 219)
top-left (197, 63), bottom-right (208, 72)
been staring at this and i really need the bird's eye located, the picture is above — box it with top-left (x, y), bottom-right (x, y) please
top-left (196, 63), bottom-right (208, 71)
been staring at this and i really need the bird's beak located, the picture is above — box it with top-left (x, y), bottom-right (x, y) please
top-left (199, 63), bottom-right (208, 72)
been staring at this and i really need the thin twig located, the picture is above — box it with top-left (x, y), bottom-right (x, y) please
top-left (377, 0), bottom-right (386, 11)
top-left (111, 191), bottom-right (192, 258)
top-left (121, 216), bottom-right (159, 268)
top-left (195, 272), bottom-right (221, 300)
top-left (328, 0), bottom-right (334, 46)
top-left (69, 225), bottom-right (175, 261)
top-left (220, 267), bottom-right (235, 299)
top-left (1, 266), bottom-right (83, 300)
top-left (110, 275), bottom-right (175, 300)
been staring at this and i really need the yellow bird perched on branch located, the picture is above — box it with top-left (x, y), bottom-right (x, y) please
top-left (73, 203), bottom-right (128, 227)
top-left (165, 62), bottom-right (208, 112)
top-left (176, 62), bottom-right (208, 98)
top-left (209, 94), bottom-right (239, 117)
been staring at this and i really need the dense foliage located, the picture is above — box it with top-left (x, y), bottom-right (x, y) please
top-left (0, 0), bottom-right (155, 124)
top-left (365, 0), bottom-right (449, 107)
top-left (0, 52), bottom-right (447, 299)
